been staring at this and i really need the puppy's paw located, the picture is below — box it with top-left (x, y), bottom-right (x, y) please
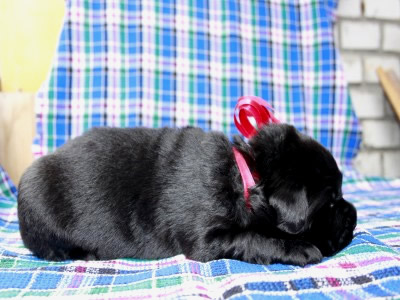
top-left (319, 228), bottom-right (354, 257)
top-left (283, 240), bottom-right (323, 266)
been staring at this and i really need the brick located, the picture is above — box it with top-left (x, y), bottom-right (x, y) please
top-left (350, 87), bottom-right (385, 118)
top-left (341, 54), bottom-right (363, 83)
top-left (362, 120), bottom-right (400, 148)
top-left (334, 24), bottom-right (339, 47)
top-left (340, 21), bottom-right (380, 50)
top-left (337, 0), bottom-right (362, 17)
top-left (353, 150), bottom-right (382, 176)
top-left (364, 55), bottom-right (400, 83)
top-left (383, 151), bottom-right (400, 177)
top-left (383, 24), bottom-right (400, 52)
top-left (364, 0), bottom-right (400, 20)
top-left (384, 98), bottom-right (397, 117)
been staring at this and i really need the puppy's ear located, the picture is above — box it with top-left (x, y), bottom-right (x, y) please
top-left (249, 124), bottom-right (300, 175)
top-left (269, 187), bottom-right (309, 235)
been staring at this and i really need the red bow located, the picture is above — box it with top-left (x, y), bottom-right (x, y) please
top-left (233, 96), bottom-right (280, 207)
top-left (234, 96), bottom-right (280, 138)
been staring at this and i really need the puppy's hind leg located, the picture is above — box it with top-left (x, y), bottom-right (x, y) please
top-left (25, 229), bottom-right (97, 261)
top-left (19, 212), bottom-right (97, 261)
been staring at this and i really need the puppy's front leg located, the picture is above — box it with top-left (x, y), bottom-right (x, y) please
top-left (201, 230), bottom-right (323, 266)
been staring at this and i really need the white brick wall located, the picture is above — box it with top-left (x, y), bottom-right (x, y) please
top-left (364, 0), bottom-right (400, 20)
top-left (362, 120), bottom-right (400, 148)
top-left (383, 151), bottom-right (400, 177)
top-left (337, 0), bottom-right (400, 178)
top-left (383, 24), bottom-right (400, 52)
top-left (353, 151), bottom-right (382, 176)
top-left (341, 21), bottom-right (380, 49)
top-left (338, 0), bottom-right (362, 17)
top-left (342, 54), bottom-right (363, 83)
top-left (350, 87), bottom-right (385, 118)
top-left (364, 55), bottom-right (400, 82)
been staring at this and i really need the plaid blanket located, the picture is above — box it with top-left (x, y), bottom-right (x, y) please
top-left (1, 166), bottom-right (400, 299)
top-left (33, 0), bottom-right (360, 165)
top-left (2, 0), bottom-right (399, 298)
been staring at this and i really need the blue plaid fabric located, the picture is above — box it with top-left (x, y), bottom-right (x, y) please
top-left (1, 166), bottom-right (400, 298)
top-left (2, 0), bottom-right (398, 299)
top-left (34, 0), bottom-right (361, 166)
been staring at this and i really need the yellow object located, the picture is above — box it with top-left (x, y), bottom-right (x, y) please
top-left (377, 67), bottom-right (400, 122)
top-left (0, 93), bottom-right (35, 185)
top-left (0, 0), bottom-right (65, 92)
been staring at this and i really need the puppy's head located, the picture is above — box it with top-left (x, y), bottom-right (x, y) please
top-left (236, 124), bottom-right (348, 235)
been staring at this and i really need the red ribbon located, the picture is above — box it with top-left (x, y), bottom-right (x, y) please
top-left (233, 96), bottom-right (280, 207)
top-left (232, 147), bottom-right (255, 208)
top-left (234, 96), bottom-right (280, 139)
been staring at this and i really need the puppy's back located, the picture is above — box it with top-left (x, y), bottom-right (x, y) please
top-left (17, 126), bottom-right (217, 260)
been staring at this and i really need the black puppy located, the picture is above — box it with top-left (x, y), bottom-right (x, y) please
top-left (17, 124), bottom-right (356, 266)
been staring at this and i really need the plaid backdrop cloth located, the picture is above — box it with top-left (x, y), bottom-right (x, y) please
top-left (33, 0), bottom-right (360, 166)
top-left (1, 0), bottom-right (400, 299)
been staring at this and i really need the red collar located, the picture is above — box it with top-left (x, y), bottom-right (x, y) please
top-left (233, 96), bottom-right (280, 208)
top-left (233, 147), bottom-right (255, 209)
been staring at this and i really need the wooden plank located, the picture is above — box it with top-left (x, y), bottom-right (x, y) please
top-left (0, 93), bottom-right (35, 185)
top-left (377, 67), bottom-right (400, 121)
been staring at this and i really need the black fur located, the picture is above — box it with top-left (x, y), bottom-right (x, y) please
top-left (17, 124), bottom-right (357, 266)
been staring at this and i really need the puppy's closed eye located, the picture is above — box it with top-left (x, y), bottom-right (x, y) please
top-left (329, 189), bottom-right (343, 206)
